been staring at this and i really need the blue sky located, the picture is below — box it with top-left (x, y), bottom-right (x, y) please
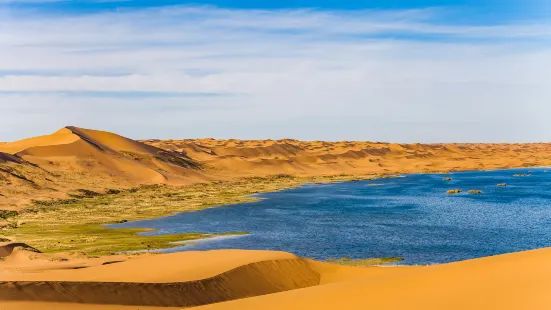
top-left (1, 0), bottom-right (550, 142)
top-left (6, 0), bottom-right (547, 22)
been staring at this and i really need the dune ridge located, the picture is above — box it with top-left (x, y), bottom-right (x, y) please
top-left (192, 247), bottom-right (551, 310)
top-left (0, 242), bottom-right (40, 259)
top-left (0, 127), bottom-right (211, 208)
top-left (2, 246), bottom-right (551, 310)
top-left (146, 138), bottom-right (551, 177)
top-left (0, 250), bottom-right (320, 307)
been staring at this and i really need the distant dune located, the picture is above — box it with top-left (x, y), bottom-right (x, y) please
top-left (145, 138), bottom-right (551, 177)
top-left (1, 126), bottom-right (551, 209)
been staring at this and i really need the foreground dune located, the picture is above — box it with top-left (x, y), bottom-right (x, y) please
top-left (196, 247), bottom-right (551, 310)
top-left (0, 248), bottom-right (324, 308)
top-left (1, 245), bottom-right (551, 310)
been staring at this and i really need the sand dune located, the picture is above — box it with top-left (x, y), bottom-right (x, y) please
top-left (0, 127), bottom-right (211, 207)
top-left (15, 127), bottom-right (199, 179)
top-left (1, 247), bottom-right (551, 310)
top-left (2, 127), bottom-right (551, 208)
top-left (0, 250), bottom-right (321, 308)
top-left (194, 248), bottom-right (551, 310)
top-left (0, 128), bottom-right (81, 155)
top-left (0, 242), bottom-right (41, 259)
top-left (147, 138), bottom-right (551, 177)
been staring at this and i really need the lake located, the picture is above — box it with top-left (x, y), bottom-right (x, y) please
top-left (111, 168), bottom-right (551, 265)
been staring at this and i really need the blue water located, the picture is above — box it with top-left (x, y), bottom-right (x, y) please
top-left (111, 168), bottom-right (551, 265)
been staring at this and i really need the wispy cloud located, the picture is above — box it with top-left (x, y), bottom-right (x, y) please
top-left (0, 5), bottom-right (550, 142)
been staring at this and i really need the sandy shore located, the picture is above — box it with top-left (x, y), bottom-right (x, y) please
top-left (2, 242), bottom-right (551, 310)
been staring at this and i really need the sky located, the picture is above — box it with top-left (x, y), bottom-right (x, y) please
top-left (1, 0), bottom-right (550, 142)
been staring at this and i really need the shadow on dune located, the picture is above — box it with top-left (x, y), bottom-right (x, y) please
top-left (0, 258), bottom-right (320, 307)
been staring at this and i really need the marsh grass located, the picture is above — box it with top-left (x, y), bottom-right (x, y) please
top-left (326, 257), bottom-right (404, 266)
top-left (1, 174), bottom-right (377, 255)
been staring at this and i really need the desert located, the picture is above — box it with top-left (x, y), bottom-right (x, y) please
top-left (2, 0), bottom-right (550, 308)
top-left (1, 127), bottom-right (551, 309)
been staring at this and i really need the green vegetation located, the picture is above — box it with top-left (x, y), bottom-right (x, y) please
top-left (326, 257), bottom-right (404, 266)
top-left (0, 210), bottom-right (18, 220)
top-left (447, 189), bottom-right (462, 194)
top-left (1, 174), bottom-right (378, 255)
top-left (6, 223), bottom-right (247, 256)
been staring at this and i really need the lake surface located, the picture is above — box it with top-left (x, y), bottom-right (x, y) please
top-left (111, 168), bottom-right (551, 265)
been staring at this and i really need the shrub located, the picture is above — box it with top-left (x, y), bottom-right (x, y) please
top-left (0, 210), bottom-right (18, 220)
top-left (447, 189), bottom-right (462, 194)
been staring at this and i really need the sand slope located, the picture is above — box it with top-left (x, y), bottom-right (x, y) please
top-left (0, 127), bottom-right (209, 208)
top-left (0, 250), bottom-right (320, 307)
top-left (0, 129), bottom-right (80, 155)
top-left (195, 248), bottom-right (551, 310)
top-left (1, 247), bottom-right (551, 310)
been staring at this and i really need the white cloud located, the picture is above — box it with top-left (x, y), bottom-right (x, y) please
top-left (0, 5), bottom-right (550, 142)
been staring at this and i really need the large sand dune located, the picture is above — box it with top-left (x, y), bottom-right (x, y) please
top-left (1, 246), bottom-right (550, 310)
top-left (0, 127), bottom-right (210, 208)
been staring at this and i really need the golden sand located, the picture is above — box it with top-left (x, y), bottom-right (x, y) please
top-left (2, 127), bottom-right (551, 309)
top-left (1, 244), bottom-right (550, 309)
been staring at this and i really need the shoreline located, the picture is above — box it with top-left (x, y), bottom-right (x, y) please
top-left (2, 166), bottom-right (545, 256)
top-left (1, 174), bottom-right (382, 255)
top-left (112, 167), bottom-right (547, 259)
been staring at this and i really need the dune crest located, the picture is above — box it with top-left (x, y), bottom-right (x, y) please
top-left (0, 250), bottom-right (321, 308)
top-left (0, 128), bottom-right (80, 155)
top-left (192, 248), bottom-right (551, 310)
top-left (147, 138), bottom-right (551, 177)
top-left (0, 242), bottom-right (41, 259)
top-left (0, 127), bottom-right (209, 207)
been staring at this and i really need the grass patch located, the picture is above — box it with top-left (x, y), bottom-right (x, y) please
top-left (326, 257), bottom-right (404, 266)
top-left (0, 210), bottom-right (18, 220)
top-left (9, 224), bottom-right (246, 256)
